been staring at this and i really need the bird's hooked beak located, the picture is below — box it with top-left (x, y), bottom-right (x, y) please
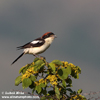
top-left (54, 35), bottom-right (57, 38)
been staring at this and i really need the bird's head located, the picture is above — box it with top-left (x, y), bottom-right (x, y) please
top-left (42, 32), bottom-right (56, 39)
top-left (42, 32), bottom-right (57, 44)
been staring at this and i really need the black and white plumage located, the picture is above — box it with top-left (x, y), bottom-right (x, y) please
top-left (11, 32), bottom-right (56, 65)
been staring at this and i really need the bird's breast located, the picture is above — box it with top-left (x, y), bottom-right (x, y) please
top-left (24, 43), bottom-right (50, 54)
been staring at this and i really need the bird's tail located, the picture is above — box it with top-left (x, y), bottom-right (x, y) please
top-left (11, 52), bottom-right (25, 65)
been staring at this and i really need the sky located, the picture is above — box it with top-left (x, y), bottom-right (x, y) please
top-left (0, 0), bottom-right (100, 99)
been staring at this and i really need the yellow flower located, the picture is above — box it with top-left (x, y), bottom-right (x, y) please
top-left (34, 78), bottom-right (46, 86)
top-left (73, 95), bottom-right (77, 99)
top-left (64, 61), bottom-right (68, 65)
top-left (69, 63), bottom-right (75, 67)
top-left (61, 61), bottom-right (69, 67)
top-left (21, 67), bottom-right (38, 81)
top-left (62, 95), bottom-right (66, 99)
top-left (21, 73), bottom-right (31, 81)
top-left (75, 70), bottom-right (77, 73)
top-left (50, 81), bottom-right (57, 86)
top-left (32, 62), bottom-right (34, 65)
top-left (64, 61), bottom-right (68, 67)
top-left (59, 88), bottom-right (62, 91)
top-left (39, 78), bottom-right (45, 83)
top-left (46, 75), bottom-right (57, 86)
top-left (34, 81), bottom-right (39, 86)
top-left (70, 95), bottom-right (84, 100)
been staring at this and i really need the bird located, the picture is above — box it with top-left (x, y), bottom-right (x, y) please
top-left (11, 32), bottom-right (56, 65)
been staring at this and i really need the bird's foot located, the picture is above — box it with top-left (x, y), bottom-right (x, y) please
top-left (39, 56), bottom-right (45, 60)
top-left (34, 54), bottom-right (45, 60)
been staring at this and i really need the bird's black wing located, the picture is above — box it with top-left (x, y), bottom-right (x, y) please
top-left (17, 38), bottom-right (45, 49)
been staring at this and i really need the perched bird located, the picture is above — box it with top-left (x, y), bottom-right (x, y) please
top-left (11, 32), bottom-right (56, 65)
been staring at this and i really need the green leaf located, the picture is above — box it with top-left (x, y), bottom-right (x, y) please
top-left (22, 78), bottom-right (32, 89)
top-left (34, 59), bottom-right (44, 66)
top-left (19, 67), bottom-right (25, 74)
top-left (56, 94), bottom-right (60, 99)
top-left (32, 88), bottom-right (35, 93)
top-left (19, 66), bottom-right (29, 74)
top-left (34, 57), bottom-right (40, 62)
top-left (22, 67), bottom-right (28, 74)
top-left (55, 86), bottom-right (60, 99)
top-left (76, 74), bottom-right (79, 79)
top-left (35, 85), bottom-right (42, 93)
top-left (42, 89), bottom-right (47, 95)
top-left (15, 75), bottom-right (22, 86)
top-left (62, 80), bottom-right (66, 87)
top-left (20, 66), bottom-right (30, 74)
top-left (66, 78), bottom-right (72, 84)
top-left (48, 98), bottom-right (53, 100)
top-left (49, 62), bottom-right (56, 73)
top-left (70, 91), bottom-right (76, 95)
top-left (66, 65), bottom-right (71, 75)
top-left (66, 88), bottom-right (73, 92)
top-left (29, 82), bottom-right (35, 89)
top-left (81, 96), bottom-right (87, 100)
top-left (34, 59), bottom-right (45, 71)
top-left (40, 96), bottom-right (46, 100)
top-left (58, 68), bottom-right (68, 79)
top-left (40, 83), bottom-right (46, 88)
top-left (47, 98), bottom-right (54, 100)
top-left (77, 89), bottom-right (82, 94)
top-left (34, 63), bottom-right (45, 71)
top-left (77, 66), bottom-right (81, 73)
top-left (52, 60), bottom-right (63, 66)
top-left (48, 90), bottom-right (55, 95)
top-left (19, 64), bottom-right (33, 74)
top-left (30, 75), bottom-right (36, 82)
top-left (55, 86), bottom-right (60, 95)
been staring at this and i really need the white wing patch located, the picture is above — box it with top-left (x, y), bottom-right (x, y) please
top-left (31, 40), bottom-right (43, 44)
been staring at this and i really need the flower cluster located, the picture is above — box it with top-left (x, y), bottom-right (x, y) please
top-left (34, 78), bottom-right (46, 86)
top-left (72, 66), bottom-right (81, 74)
top-left (69, 63), bottom-right (81, 78)
top-left (61, 61), bottom-right (81, 78)
top-left (21, 66), bottom-right (38, 81)
top-left (15, 58), bottom-right (85, 100)
top-left (61, 61), bottom-right (69, 68)
top-left (70, 94), bottom-right (84, 100)
top-left (35, 75), bottom-right (58, 86)
top-left (46, 75), bottom-right (57, 86)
